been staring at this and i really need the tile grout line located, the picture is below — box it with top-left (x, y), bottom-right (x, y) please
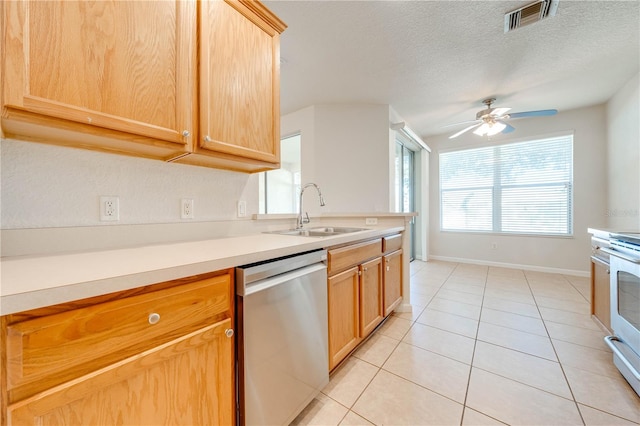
top-left (523, 271), bottom-right (588, 426)
top-left (457, 263), bottom-right (489, 426)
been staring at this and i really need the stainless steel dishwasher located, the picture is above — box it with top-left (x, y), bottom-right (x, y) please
top-left (236, 249), bottom-right (328, 426)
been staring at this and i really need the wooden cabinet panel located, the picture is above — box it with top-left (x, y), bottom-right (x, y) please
top-left (8, 319), bottom-right (234, 426)
top-left (591, 258), bottom-right (611, 332)
top-left (382, 234), bottom-right (402, 254)
top-left (6, 274), bottom-right (231, 402)
top-left (328, 267), bottom-right (359, 371)
top-left (327, 239), bottom-right (382, 275)
top-left (196, 0), bottom-right (283, 165)
top-left (359, 258), bottom-right (383, 338)
top-left (383, 250), bottom-right (403, 317)
top-left (2, 0), bottom-right (287, 173)
top-left (2, 0), bottom-right (196, 156)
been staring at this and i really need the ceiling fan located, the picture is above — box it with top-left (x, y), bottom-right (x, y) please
top-left (447, 98), bottom-right (558, 139)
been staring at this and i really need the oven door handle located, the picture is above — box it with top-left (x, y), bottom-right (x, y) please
top-left (601, 247), bottom-right (640, 264)
top-left (604, 336), bottom-right (640, 381)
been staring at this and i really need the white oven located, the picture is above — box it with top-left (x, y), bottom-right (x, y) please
top-left (604, 233), bottom-right (640, 396)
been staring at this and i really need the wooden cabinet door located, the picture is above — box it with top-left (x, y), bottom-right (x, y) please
top-left (359, 258), bottom-right (384, 338)
top-left (198, 0), bottom-right (284, 164)
top-left (3, 1), bottom-right (196, 149)
top-left (8, 319), bottom-right (234, 426)
top-left (591, 258), bottom-right (611, 332)
top-left (383, 250), bottom-right (403, 317)
top-left (328, 267), bottom-right (360, 371)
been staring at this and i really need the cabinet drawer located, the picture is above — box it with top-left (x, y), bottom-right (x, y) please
top-left (382, 234), bottom-right (402, 254)
top-left (328, 239), bottom-right (381, 275)
top-left (6, 274), bottom-right (231, 399)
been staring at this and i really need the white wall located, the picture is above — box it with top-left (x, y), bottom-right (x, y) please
top-left (281, 104), bottom-right (391, 215)
top-left (0, 139), bottom-right (258, 229)
top-left (606, 72), bottom-right (640, 229)
top-left (281, 105), bottom-right (317, 188)
top-left (427, 104), bottom-right (608, 274)
top-left (1, 102), bottom-right (398, 231)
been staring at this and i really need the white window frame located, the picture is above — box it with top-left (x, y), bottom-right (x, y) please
top-left (259, 133), bottom-right (301, 214)
top-left (439, 133), bottom-right (574, 237)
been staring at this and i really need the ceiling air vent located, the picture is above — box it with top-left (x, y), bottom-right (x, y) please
top-left (504, 0), bottom-right (559, 33)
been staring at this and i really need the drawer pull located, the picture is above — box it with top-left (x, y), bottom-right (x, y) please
top-left (148, 313), bottom-right (161, 325)
top-left (225, 329), bottom-right (234, 338)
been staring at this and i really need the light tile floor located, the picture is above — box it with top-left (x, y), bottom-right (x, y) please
top-left (292, 260), bottom-right (640, 425)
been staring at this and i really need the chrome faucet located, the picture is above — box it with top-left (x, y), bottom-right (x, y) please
top-left (297, 183), bottom-right (325, 229)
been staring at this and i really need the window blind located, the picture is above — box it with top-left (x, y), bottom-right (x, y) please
top-left (440, 134), bottom-right (573, 236)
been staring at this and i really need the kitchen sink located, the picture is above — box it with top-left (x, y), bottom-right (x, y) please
top-left (267, 226), bottom-right (369, 237)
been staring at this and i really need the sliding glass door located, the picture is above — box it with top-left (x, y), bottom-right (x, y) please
top-left (395, 140), bottom-right (415, 260)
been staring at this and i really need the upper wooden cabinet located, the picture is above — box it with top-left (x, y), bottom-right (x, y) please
top-left (2, 1), bottom-right (197, 160)
top-left (193, 0), bottom-right (282, 166)
top-left (1, 0), bottom-right (286, 173)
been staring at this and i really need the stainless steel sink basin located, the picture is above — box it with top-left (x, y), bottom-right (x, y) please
top-left (267, 226), bottom-right (369, 237)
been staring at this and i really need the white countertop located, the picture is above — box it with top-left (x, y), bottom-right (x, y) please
top-left (0, 225), bottom-right (403, 315)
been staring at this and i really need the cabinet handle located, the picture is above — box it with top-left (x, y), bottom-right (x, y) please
top-left (357, 270), bottom-right (362, 276)
top-left (204, 135), bottom-right (212, 143)
top-left (148, 313), bottom-right (161, 325)
top-left (363, 267), bottom-right (368, 272)
top-left (182, 130), bottom-right (191, 137)
top-left (386, 266), bottom-right (390, 271)
top-left (225, 329), bottom-right (234, 338)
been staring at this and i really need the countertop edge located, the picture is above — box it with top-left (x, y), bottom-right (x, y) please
top-left (1, 226), bottom-right (404, 315)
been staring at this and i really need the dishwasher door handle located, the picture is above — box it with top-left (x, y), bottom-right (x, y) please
top-left (243, 263), bottom-right (327, 297)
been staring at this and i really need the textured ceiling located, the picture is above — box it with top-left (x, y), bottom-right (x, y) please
top-left (263, 0), bottom-right (640, 139)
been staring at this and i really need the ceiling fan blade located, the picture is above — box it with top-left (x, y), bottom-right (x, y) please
top-left (492, 107), bottom-right (511, 117)
top-left (501, 122), bottom-right (515, 134)
top-left (449, 123), bottom-right (482, 139)
top-left (508, 109), bottom-right (558, 119)
top-left (442, 119), bottom-right (481, 129)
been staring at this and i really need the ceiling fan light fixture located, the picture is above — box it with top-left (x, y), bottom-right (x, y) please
top-left (473, 121), bottom-right (506, 137)
top-left (446, 98), bottom-right (557, 139)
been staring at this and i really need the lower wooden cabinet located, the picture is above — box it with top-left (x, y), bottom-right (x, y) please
top-left (1, 272), bottom-right (235, 425)
top-left (8, 319), bottom-right (234, 425)
top-left (359, 257), bottom-right (384, 337)
top-left (328, 267), bottom-right (360, 371)
top-left (591, 257), bottom-right (611, 332)
top-left (327, 234), bottom-right (403, 371)
top-left (383, 249), bottom-right (403, 317)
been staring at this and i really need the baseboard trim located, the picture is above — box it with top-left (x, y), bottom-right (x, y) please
top-left (428, 255), bottom-right (589, 277)
top-left (395, 302), bottom-right (413, 313)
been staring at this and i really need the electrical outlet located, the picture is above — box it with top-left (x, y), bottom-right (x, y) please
top-left (365, 217), bottom-right (378, 225)
top-left (100, 196), bottom-right (119, 221)
top-left (491, 242), bottom-right (498, 250)
top-left (237, 200), bottom-right (247, 218)
top-left (181, 199), bottom-right (194, 219)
